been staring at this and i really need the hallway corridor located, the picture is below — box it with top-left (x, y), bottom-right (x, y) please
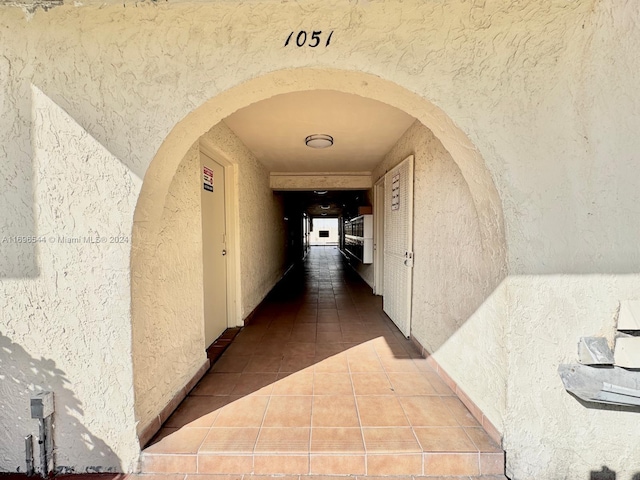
top-left (141, 247), bottom-right (505, 478)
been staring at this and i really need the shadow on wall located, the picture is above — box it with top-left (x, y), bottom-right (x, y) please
top-left (0, 334), bottom-right (119, 473)
top-left (0, 71), bottom-right (37, 279)
top-left (590, 466), bottom-right (640, 479)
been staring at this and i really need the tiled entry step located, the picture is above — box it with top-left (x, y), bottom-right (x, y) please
top-left (141, 450), bottom-right (504, 477)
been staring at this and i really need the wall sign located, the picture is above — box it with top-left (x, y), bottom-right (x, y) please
top-left (284, 30), bottom-right (334, 48)
top-left (391, 173), bottom-right (400, 211)
top-left (203, 166), bottom-right (214, 192)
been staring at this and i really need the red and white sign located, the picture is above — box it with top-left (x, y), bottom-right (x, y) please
top-left (203, 166), bottom-right (214, 192)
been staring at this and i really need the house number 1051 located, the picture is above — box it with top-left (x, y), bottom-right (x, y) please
top-left (284, 30), bottom-right (334, 48)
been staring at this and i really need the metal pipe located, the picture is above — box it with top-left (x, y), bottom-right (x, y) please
top-left (25, 435), bottom-right (34, 476)
top-left (30, 391), bottom-right (54, 477)
top-left (44, 416), bottom-right (53, 474)
top-left (38, 418), bottom-right (47, 476)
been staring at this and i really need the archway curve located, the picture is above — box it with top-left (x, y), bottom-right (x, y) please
top-left (131, 67), bottom-right (508, 439)
top-left (133, 68), bottom-right (506, 269)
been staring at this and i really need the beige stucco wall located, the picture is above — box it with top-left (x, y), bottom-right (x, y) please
top-left (0, 1), bottom-right (639, 478)
top-left (365, 116), bottom-right (640, 478)
top-left (131, 141), bottom-right (205, 443)
top-left (203, 123), bottom-right (288, 319)
top-left (132, 122), bottom-right (288, 443)
top-left (504, 276), bottom-right (640, 479)
top-left (366, 122), bottom-right (507, 432)
top-left (372, 122), bottom-right (500, 353)
top-left (0, 86), bottom-right (140, 472)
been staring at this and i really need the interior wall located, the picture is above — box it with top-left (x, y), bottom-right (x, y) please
top-left (351, 258), bottom-right (374, 287)
top-left (202, 123), bottom-right (288, 319)
top-left (370, 121), bottom-right (507, 432)
top-left (132, 142), bottom-right (206, 441)
top-left (132, 122), bottom-right (288, 442)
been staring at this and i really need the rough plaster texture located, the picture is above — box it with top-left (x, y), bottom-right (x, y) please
top-left (370, 122), bottom-right (640, 479)
top-left (504, 276), bottom-right (640, 480)
top-left (132, 123), bottom-right (288, 442)
top-left (0, 0), bottom-right (639, 477)
top-left (436, 282), bottom-right (508, 434)
top-left (131, 141), bottom-right (205, 442)
top-left (367, 122), bottom-right (507, 432)
top-left (0, 87), bottom-right (140, 472)
top-left (200, 123), bottom-right (288, 320)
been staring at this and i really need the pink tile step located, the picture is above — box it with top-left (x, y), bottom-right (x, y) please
top-left (140, 450), bottom-right (504, 476)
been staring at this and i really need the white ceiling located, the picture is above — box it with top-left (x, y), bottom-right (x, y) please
top-left (223, 90), bottom-right (415, 173)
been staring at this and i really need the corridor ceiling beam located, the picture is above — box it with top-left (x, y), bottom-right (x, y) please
top-left (270, 172), bottom-right (372, 191)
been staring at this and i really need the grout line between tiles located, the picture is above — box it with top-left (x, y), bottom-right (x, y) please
top-left (254, 392), bottom-right (273, 457)
top-left (347, 340), bottom-right (367, 475)
top-left (462, 425), bottom-right (483, 453)
top-left (308, 347), bottom-right (316, 470)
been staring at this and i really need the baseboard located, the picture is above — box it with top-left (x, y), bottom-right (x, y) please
top-left (137, 358), bottom-right (210, 448)
top-left (206, 327), bottom-right (241, 362)
top-left (410, 335), bottom-right (503, 446)
top-left (137, 262), bottom-right (295, 447)
top-left (244, 263), bottom-right (296, 326)
top-left (340, 248), bottom-right (374, 289)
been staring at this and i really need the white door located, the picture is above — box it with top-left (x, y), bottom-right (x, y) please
top-left (201, 152), bottom-right (228, 347)
top-left (373, 178), bottom-right (385, 296)
top-left (383, 155), bottom-right (414, 337)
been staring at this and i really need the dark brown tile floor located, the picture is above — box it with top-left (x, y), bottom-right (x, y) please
top-left (141, 247), bottom-right (505, 477)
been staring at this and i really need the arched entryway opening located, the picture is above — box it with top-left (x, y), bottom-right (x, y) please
top-left (130, 68), bottom-right (508, 447)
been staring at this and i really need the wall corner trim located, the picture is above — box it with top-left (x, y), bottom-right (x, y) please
top-left (410, 335), bottom-right (503, 446)
top-left (136, 358), bottom-right (210, 451)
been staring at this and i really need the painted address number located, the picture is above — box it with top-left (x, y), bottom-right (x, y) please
top-left (284, 30), bottom-right (334, 48)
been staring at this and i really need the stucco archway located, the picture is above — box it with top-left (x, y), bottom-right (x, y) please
top-left (130, 67), bottom-right (508, 442)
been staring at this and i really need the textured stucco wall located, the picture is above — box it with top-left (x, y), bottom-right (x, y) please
top-left (437, 282), bottom-right (508, 434)
top-left (132, 123), bottom-right (288, 441)
top-left (372, 122), bottom-right (499, 353)
top-left (369, 122), bottom-right (507, 432)
top-left (131, 142), bottom-right (205, 441)
top-left (1, 0), bottom-right (639, 477)
top-left (0, 87), bottom-right (140, 472)
top-left (204, 123), bottom-right (288, 319)
top-left (504, 276), bottom-right (640, 480)
top-left (1, 0), bottom-right (635, 276)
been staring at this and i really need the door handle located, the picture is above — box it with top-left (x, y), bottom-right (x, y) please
top-left (222, 249), bottom-right (227, 256)
top-left (404, 251), bottom-right (413, 267)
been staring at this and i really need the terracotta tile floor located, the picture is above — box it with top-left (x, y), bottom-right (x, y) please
top-left (141, 247), bottom-right (505, 478)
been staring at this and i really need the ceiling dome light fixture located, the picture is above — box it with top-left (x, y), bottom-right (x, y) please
top-left (320, 205), bottom-right (330, 210)
top-left (305, 134), bottom-right (333, 149)
top-left (314, 190), bottom-right (328, 195)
